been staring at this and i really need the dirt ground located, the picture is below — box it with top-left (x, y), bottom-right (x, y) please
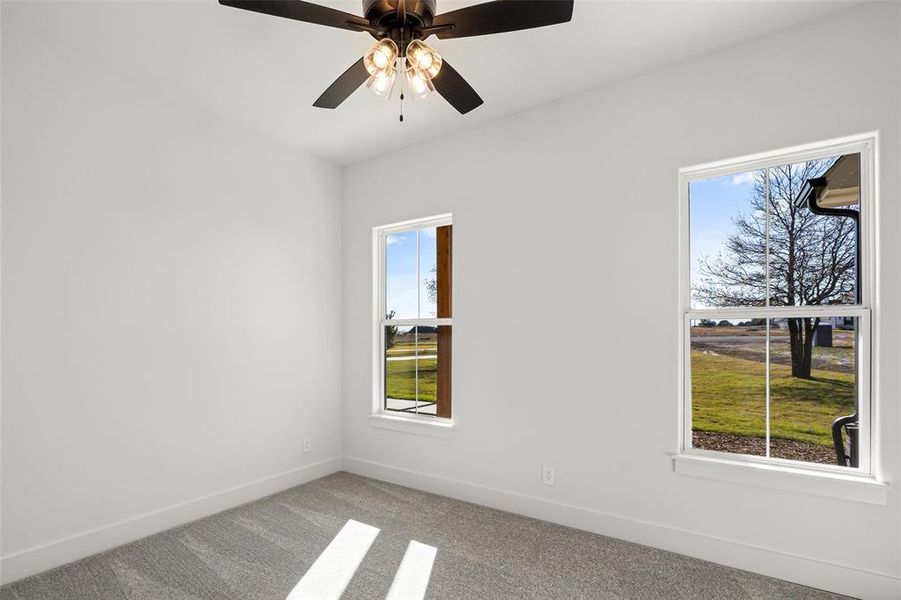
top-left (692, 431), bottom-right (840, 465)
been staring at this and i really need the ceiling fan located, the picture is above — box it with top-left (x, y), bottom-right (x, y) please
top-left (220, 0), bottom-right (574, 115)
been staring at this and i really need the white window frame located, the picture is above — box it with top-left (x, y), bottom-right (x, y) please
top-left (675, 133), bottom-right (887, 501)
top-left (370, 214), bottom-right (454, 437)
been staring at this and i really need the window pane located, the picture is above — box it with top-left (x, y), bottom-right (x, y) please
top-left (689, 170), bottom-right (767, 308)
top-left (419, 227), bottom-right (438, 318)
top-left (384, 326), bottom-right (444, 417)
top-left (385, 325), bottom-right (418, 413)
top-left (690, 319), bottom-right (766, 456)
top-left (386, 231), bottom-right (418, 319)
top-left (768, 317), bottom-right (858, 466)
top-left (414, 326), bottom-right (438, 416)
top-left (768, 154), bottom-right (859, 307)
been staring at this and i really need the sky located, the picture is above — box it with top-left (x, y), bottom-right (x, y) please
top-left (386, 226), bottom-right (437, 319)
top-left (689, 170), bottom-right (760, 307)
top-left (689, 155), bottom-right (848, 310)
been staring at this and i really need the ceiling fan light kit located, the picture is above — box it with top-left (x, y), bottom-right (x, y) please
top-left (220, 0), bottom-right (574, 115)
top-left (361, 37), bottom-right (442, 101)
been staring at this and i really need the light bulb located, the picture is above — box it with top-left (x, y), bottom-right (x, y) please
top-left (405, 64), bottom-right (434, 100)
top-left (405, 40), bottom-right (442, 79)
top-left (411, 73), bottom-right (428, 94)
top-left (364, 39), bottom-right (398, 76)
top-left (373, 49), bottom-right (390, 69)
top-left (373, 73), bottom-right (391, 93)
top-left (366, 69), bottom-right (396, 98)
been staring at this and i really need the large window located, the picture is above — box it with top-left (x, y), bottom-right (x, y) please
top-left (680, 135), bottom-right (875, 474)
top-left (375, 215), bottom-right (452, 420)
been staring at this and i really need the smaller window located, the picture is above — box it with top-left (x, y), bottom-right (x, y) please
top-left (376, 216), bottom-right (452, 419)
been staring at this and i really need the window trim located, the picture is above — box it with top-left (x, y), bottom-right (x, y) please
top-left (672, 452), bottom-right (888, 505)
top-left (371, 214), bottom-right (454, 432)
top-left (676, 132), bottom-right (883, 490)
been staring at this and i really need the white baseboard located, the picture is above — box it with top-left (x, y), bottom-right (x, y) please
top-left (0, 456), bottom-right (343, 586)
top-left (343, 456), bottom-right (901, 600)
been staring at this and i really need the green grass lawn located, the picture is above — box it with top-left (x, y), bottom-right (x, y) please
top-left (386, 357), bottom-right (437, 402)
top-left (691, 351), bottom-right (855, 446)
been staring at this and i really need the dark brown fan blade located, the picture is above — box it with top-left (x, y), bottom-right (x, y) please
top-left (432, 61), bottom-right (483, 114)
top-left (313, 58), bottom-right (369, 108)
top-left (220, 0), bottom-right (370, 32)
top-left (432, 0), bottom-right (573, 39)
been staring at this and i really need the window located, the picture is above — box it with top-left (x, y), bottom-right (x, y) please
top-left (375, 215), bottom-right (452, 421)
top-left (680, 135), bottom-right (875, 475)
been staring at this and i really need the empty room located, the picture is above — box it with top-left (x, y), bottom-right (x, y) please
top-left (1, 1), bottom-right (899, 598)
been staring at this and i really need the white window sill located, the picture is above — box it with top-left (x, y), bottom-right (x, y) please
top-left (673, 453), bottom-right (889, 505)
top-left (368, 413), bottom-right (454, 439)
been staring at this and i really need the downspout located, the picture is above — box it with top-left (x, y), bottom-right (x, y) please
top-left (804, 176), bottom-right (861, 304)
top-left (804, 176), bottom-right (861, 467)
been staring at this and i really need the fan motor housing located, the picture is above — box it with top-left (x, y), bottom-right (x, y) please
top-left (363, 0), bottom-right (436, 29)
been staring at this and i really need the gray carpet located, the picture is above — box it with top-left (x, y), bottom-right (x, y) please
top-left (0, 472), bottom-right (849, 599)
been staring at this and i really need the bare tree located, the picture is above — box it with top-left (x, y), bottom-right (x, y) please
top-left (695, 158), bottom-right (857, 379)
top-left (425, 265), bottom-right (438, 305)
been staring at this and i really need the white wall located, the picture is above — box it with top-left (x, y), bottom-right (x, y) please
top-left (1, 10), bottom-right (343, 582)
top-left (342, 4), bottom-right (901, 599)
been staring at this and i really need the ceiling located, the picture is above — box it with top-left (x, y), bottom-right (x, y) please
top-left (6, 0), bottom-right (857, 164)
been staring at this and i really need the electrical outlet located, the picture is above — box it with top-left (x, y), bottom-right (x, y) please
top-left (541, 465), bottom-right (555, 486)
top-left (302, 437), bottom-right (311, 453)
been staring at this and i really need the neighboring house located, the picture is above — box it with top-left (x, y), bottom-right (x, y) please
top-left (829, 315), bottom-right (856, 330)
top-left (771, 312), bottom-right (854, 332)
top-left (798, 153), bottom-right (861, 210)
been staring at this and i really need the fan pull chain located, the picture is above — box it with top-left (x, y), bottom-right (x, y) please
top-left (398, 31), bottom-right (405, 123)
